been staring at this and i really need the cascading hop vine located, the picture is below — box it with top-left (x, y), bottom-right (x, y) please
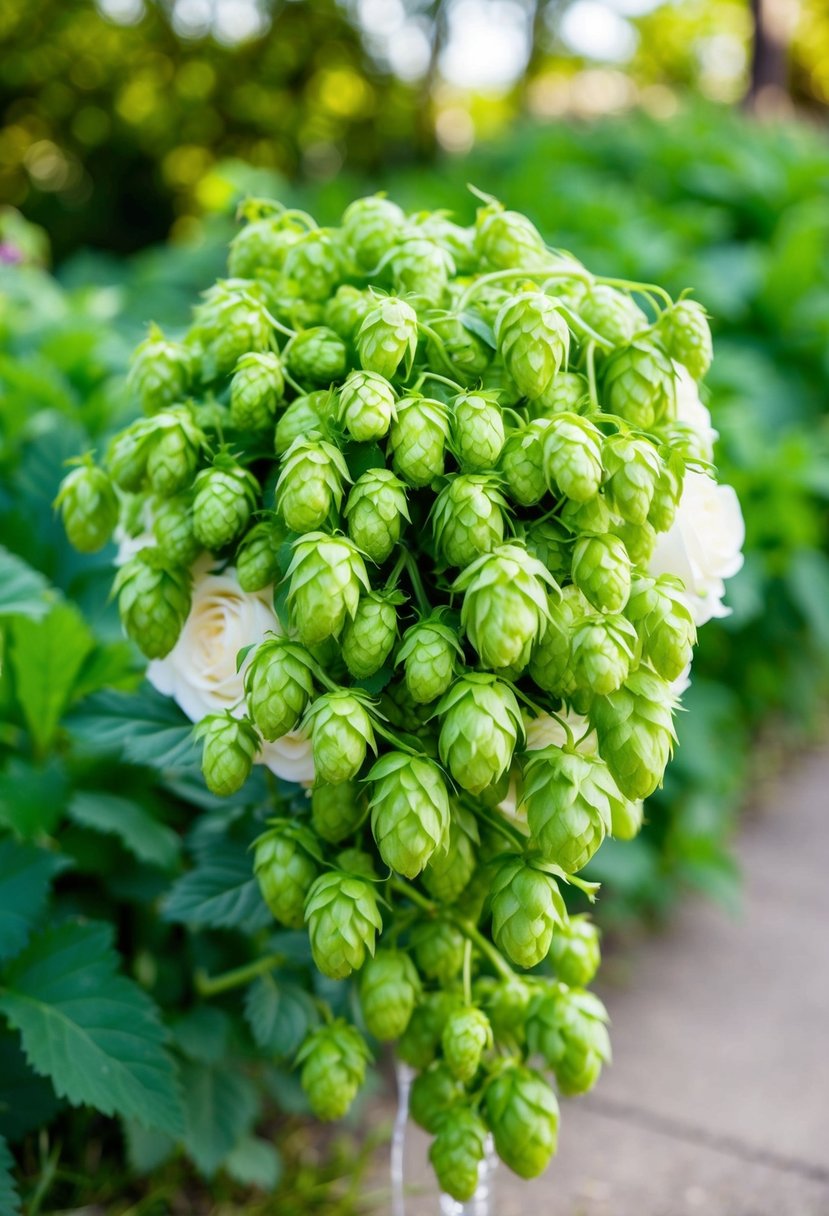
top-left (57, 189), bottom-right (744, 1202)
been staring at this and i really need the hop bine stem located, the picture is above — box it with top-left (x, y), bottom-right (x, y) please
top-left (195, 952), bottom-right (285, 997)
top-left (402, 550), bottom-right (432, 616)
top-left (595, 275), bottom-right (674, 310)
top-left (389, 878), bottom-right (517, 982)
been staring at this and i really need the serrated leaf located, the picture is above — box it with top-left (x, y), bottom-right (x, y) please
top-left (10, 603), bottom-right (95, 751)
top-left (0, 1032), bottom-right (62, 1142)
top-left (0, 840), bottom-right (67, 963)
top-left (225, 1136), bottom-right (282, 1191)
top-left (67, 791), bottom-right (180, 871)
top-left (0, 1135), bottom-right (20, 1216)
top-left (0, 921), bottom-right (183, 1136)
top-left (0, 757), bottom-right (68, 840)
top-left (244, 974), bottom-right (318, 1059)
top-left (179, 1058), bottom-right (258, 1177)
top-left (65, 685), bottom-right (197, 770)
top-left (71, 642), bottom-right (142, 703)
top-left (162, 837), bottom-right (271, 933)
top-left (169, 1007), bottom-right (229, 1065)
top-left (0, 548), bottom-right (51, 620)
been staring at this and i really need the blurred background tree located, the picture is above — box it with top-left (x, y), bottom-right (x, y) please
top-left (1, 0), bottom-right (825, 261)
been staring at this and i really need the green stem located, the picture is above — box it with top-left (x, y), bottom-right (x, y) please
top-left (463, 938), bottom-right (472, 1006)
top-left (384, 551), bottom-right (407, 592)
top-left (594, 276), bottom-right (673, 310)
top-left (453, 917), bottom-right (515, 981)
top-left (308, 660), bottom-right (341, 695)
top-left (586, 341), bottom-right (599, 411)
top-left (556, 304), bottom-right (614, 352)
top-left (263, 309), bottom-right (298, 340)
top-left (418, 370), bottom-right (464, 394)
top-left (195, 952), bottom-right (284, 997)
top-left (415, 322), bottom-right (457, 377)
top-left (454, 268), bottom-right (545, 312)
top-left (389, 876), bottom-right (436, 914)
top-left (402, 550), bottom-right (432, 617)
top-left (373, 719), bottom-right (422, 757)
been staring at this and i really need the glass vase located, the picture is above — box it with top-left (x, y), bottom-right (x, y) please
top-left (392, 1062), bottom-right (498, 1216)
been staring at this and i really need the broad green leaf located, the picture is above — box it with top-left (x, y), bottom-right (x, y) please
top-left (70, 642), bottom-right (142, 703)
top-left (169, 1007), bottom-right (229, 1065)
top-left (179, 1058), bottom-right (258, 1177)
top-left (0, 840), bottom-right (66, 963)
top-left (244, 974), bottom-right (318, 1059)
top-left (67, 791), bottom-right (180, 871)
top-left (10, 603), bottom-right (94, 751)
top-left (66, 686), bottom-right (197, 770)
top-left (162, 838), bottom-right (271, 933)
top-left (225, 1136), bottom-right (282, 1191)
top-left (0, 548), bottom-right (51, 620)
top-left (0, 921), bottom-right (183, 1137)
top-left (0, 1032), bottom-right (62, 1142)
top-left (0, 1135), bottom-right (20, 1216)
top-left (122, 1119), bottom-right (176, 1174)
top-left (0, 757), bottom-right (68, 840)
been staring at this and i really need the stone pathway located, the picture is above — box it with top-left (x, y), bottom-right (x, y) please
top-left (392, 747), bottom-right (829, 1215)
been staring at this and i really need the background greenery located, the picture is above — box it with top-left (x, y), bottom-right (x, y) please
top-left (1, 0), bottom-right (828, 1210)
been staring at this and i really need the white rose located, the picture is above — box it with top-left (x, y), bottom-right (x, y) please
top-left (146, 565), bottom-right (314, 784)
top-left (674, 363), bottom-right (718, 462)
top-left (649, 469), bottom-right (745, 627)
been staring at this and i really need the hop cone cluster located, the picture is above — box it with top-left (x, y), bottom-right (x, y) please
top-left (57, 191), bottom-right (736, 1198)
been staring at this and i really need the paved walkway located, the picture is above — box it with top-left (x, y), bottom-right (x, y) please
top-left (394, 747), bottom-right (829, 1215)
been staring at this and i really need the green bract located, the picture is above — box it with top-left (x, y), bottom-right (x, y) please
top-left (542, 411), bottom-right (604, 503)
top-left (431, 474), bottom-right (507, 569)
top-left (230, 351), bottom-right (284, 430)
top-left (499, 421), bottom-right (549, 506)
top-left (409, 1062), bottom-right (462, 1133)
top-left (475, 203), bottom-right (549, 270)
top-left (152, 495), bottom-right (199, 567)
top-left (549, 916), bottom-right (601, 988)
top-left (127, 322), bottom-right (193, 414)
top-left (571, 534), bottom-right (632, 614)
top-left (589, 668), bottom-right (677, 800)
top-left (343, 195), bottom-right (405, 269)
top-left (626, 574), bottom-right (697, 682)
top-left (397, 616), bottom-right (462, 704)
top-left (389, 395), bottom-right (450, 487)
top-left (282, 229), bottom-right (342, 301)
top-left (145, 407), bottom-right (204, 498)
top-left (656, 299), bottom-right (712, 381)
top-left (603, 342), bottom-right (676, 429)
top-left (275, 435), bottom-right (350, 533)
top-left (339, 369), bottom-right (397, 441)
top-left (571, 613), bottom-right (638, 696)
top-left (285, 326), bottom-right (348, 385)
top-left (421, 802), bottom-right (479, 903)
top-left (303, 689), bottom-right (377, 784)
top-left (235, 518), bottom-right (284, 591)
top-left (521, 746), bottom-right (622, 873)
top-left (274, 389), bottom-right (333, 454)
top-left (412, 920), bottom-right (466, 986)
top-left (311, 780), bottom-right (366, 844)
top-left (495, 292), bottom-right (570, 400)
top-left (244, 636), bottom-right (316, 740)
top-left (442, 1006), bottom-right (492, 1082)
top-left (431, 1106), bottom-right (489, 1200)
top-left (451, 390), bottom-right (505, 470)
top-left (192, 458), bottom-right (259, 550)
top-left (359, 949), bottom-right (421, 1041)
top-left (527, 988), bottom-right (611, 1096)
top-left (341, 591), bottom-right (400, 679)
top-left (580, 284), bottom-right (647, 346)
top-left (356, 295), bottom-right (418, 380)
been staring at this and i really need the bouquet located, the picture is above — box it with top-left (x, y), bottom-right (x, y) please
top-left (57, 191), bottom-right (743, 1201)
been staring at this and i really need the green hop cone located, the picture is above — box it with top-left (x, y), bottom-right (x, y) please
top-left (604, 342), bottom-right (677, 430)
top-left (324, 284), bottom-right (373, 342)
top-left (235, 518), bottom-right (284, 591)
top-left (286, 532), bottom-right (370, 646)
top-left (614, 517), bottom-right (658, 567)
top-left (560, 492), bottom-right (614, 537)
top-left (311, 780), bottom-right (366, 844)
top-left (192, 458), bottom-right (259, 550)
top-left (303, 690), bottom-right (377, 784)
top-left (409, 1062), bottom-right (461, 1133)
top-left (602, 433), bottom-right (663, 525)
top-left (494, 293), bottom-right (570, 401)
top-left (227, 206), bottom-right (300, 277)
top-left (455, 543), bottom-right (555, 670)
top-left (436, 674), bottom-right (523, 795)
top-left (648, 450), bottom-right (685, 534)
top-left (230, 352), bottom-right (284, 431)
top-left (476, 977), bottom-right (532, 1044)
top-left (442, 1007), bottom-right (493, 1083)
top-left (589, 668), bottom-right (677, 801)
top-left (451, 390), bottom-right (505, 471)
top-left (145, 408), bottom-right (204, 498)
top-left (399, 993), bottom-right (460, 1070)
top-left (572, 534), bottom-right (632, 614)
top-left (571, 613), bottom-right (638, 696)
top-left (344, 468), bottom-right (410, 563)
top-left (359, 949), bottom-right (421, 1041)
top-left (275, 435), bottom-right (350, 533)
top-left (528, 586), bottom-right (585, 698)
top-left (113, 547), bottom-right (191, 659)
top-left (397, 616), bottom-right (462, 705)
top-left (626, 574), bottom-right (696, 682)
top-left (521, 746), bottom-right (622, 873)
top-left (304, 870), bottom-right (383, 979)
top-left (285, 326), bottom-right (348, 385)
top-left (253, 821), bottom-right (321, 928)
top-left (296, 1020), bottom-right (370, 1120)
top-left (338, 370), bottom-right (397, 442)
top-left (367, 752), bottom-right (450, 878)
top-left (127, 323), bottom-right (192, 414)
top-left (336, 847), bottom-right (378, 878)
top-left (542, 412), bottom-right (604, 503)
top-left (527, 988), bottom-right (611, 1096)
top-left (244, 637), bottom-right (315, 740)
top-left (475, 202), bottom-right (549, 270)
top-left (274, 389), bottom-right (334, 455)
top-left (390, 234), bottom-right (453, 304)
top-left (499, 422), bottom-right (549, 506)
top-left (152, 495), bottom-right (199, 567)
top-left (430, 1108), bottom-right (489, 1203)
top-left (194, 712), bottom-right (259, 797)
top-left (489, 856), bottom-right (567, 969)
top-left (656, 299), bottom-right (712, 381)
top-left (282, 229), bottom-right (342, 301)
top-left (579, 285), bottom-right (647, 347)
top-left (106, 419), bottom-right (154, 491)
top-left (342, 195), bottom-right (405, 269)
top-left (389, 395), bottom-right (450, 487)
top-left (523, 518), bottom-right (572, 582)
top-left (484, 1065), bottom-right (560, 1179)
top-left (528, 371), bottom-right (588, 420)
top-left (431, 474), bottom-right (507, 569)
top-left (341, 591), bottom-right (401, 679)
top-left (356, 296), bottom-right (418, 381)
top-left (188, 282), bottom-right (274, 381)
top-left (549, 915), bottom-right (601, 988)
top-left (55, 461), bottom-right (118, 553)
top-left (412, 920), bottom-right (466, 986)
top-left (611, 797), bottom-right (644, 840)
top-left (416, 212), bottom-right (477, 273)
top-left (421, 801), bottom-right (479, 903)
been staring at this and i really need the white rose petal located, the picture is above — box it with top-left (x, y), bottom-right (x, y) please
top-left (673, 362), bottom-right (718, 462)
top-left (146, 565), bottom-right (315, 784)
top-left (649, 470), bottom-right (745, 627)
